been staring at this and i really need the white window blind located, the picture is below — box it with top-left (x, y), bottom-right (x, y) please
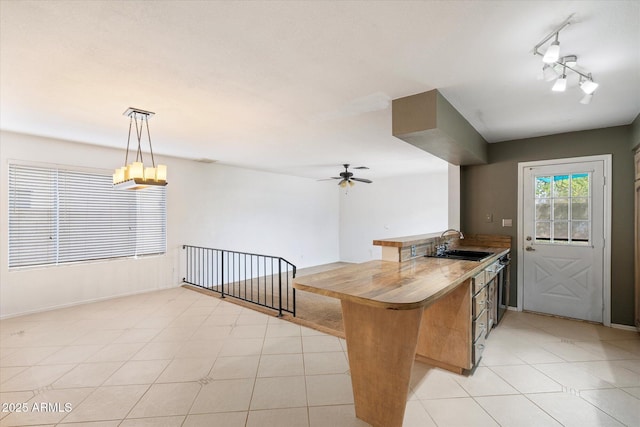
top-left (8, 164), bottom-right (166, 268)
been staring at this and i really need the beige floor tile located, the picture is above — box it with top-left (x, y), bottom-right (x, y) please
top-left (53, 362), bottom-right (122, 388)
top-left (422, 397), bottom-right (499, 426)
top-left (403, 400), bottom-right (436, 427)
top-left (119, 415), bottom-right (185, 426)
top-left (37, 344), bottom-right (105, 365)
top-left (476, 395), bottom-right (562, 426)
top-left (0, 364), bottom-right (75, 392)
top-left (103, 359), bottom-right (170, 386)
top-left (219, 338), bottom-right (264, 357)
top-left (262, 336), bottom-right (302, 355)
top-left (134, 316), bottom-right (175, 330)
top-left (190, 378), bottom-right (254, 413)
top-left (246, 407), bottom-right (309, 427)
top-left (511, 346), bottom-right (566, 364)
top-left (257, 353), bottom-right (304, 377)
top-left (250, 376), bottom-right (307, 410)
top-left (236, 313), bottom-right (270, 326)
top-left (490, 365), bottom-right (563, 393)
top-left (526, 392), bottom-right (624, 427)
top-left (113, 328), bottom-right (162, 344)
top-left (532, 362), bottom-right (615, 390)
top-left (410, 366), bottom-right (469, 399)
top-left (1, 387), bottom-right (93, 426)
top-left (306, 373), bottom-right (354, 406)
top-left (0, 346), bottom-right (62, 367)
top-left (169, 315), bottom-right (208, 329)
top-left (621, 386), bottom-right (640, 399)
top-left (302, 335), bottom-right (343, 353)
top-left (128, 382), bottom-right (201, 418)
top-left (71, 329), bottom-right (124, 346)
top-left (608, 340), bottom-right (640, 356)
top-left (151, 327), bottom-right (196, 343)
top-left (203, 315), bottom-right (240, 327)
top-left (579, 388), bottom-right (640, 427)
top-left (0, 391), bottom-right (34, 423)
top-left (453, 366), bottom-right (519, 396)
top-left (304, 352), bottom-right (349, 375)
top-left (183, 411), bottom-right (247, 427)
top-left (58, 421), bottom-right (119, 426)
top-left (573, 340), bottom-right (640, 361)
top-left (84, 342), bottom-right (145, 362)
top-left (61, 385), bottom-right (149, 423)
top-left (190, 325), bottom-right (233, 341)
top-left (300, 326), bottom-right (326, 336)
top-left (541, 341), bottom-right (604, 362)
top-left (308, 404), bottom-right (369, 427)
top-left (209, 355), bottom-right (260, 380)
top-left (571, 360), bottom-right (640, 387)
top-left (130, 341), bottom-right (183, 361)
top-left (156, 358), bottom-right (215, 383)
top-left (174, 339), bottom-right (224, 359)
top-left (265, 323), bottom-right (302, 338)
top-left (229, 325), bottom-right (267, 339)
top-left (0, 367), bottom-right (27, 383)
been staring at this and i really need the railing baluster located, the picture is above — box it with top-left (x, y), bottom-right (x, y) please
top-left (182, 245), bottom-right (296, 316)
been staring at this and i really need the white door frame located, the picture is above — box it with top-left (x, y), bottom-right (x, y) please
top-left (516, 155), bottom-right (612, 326)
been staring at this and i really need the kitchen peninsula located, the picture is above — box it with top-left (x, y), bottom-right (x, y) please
top-left (293, 233), bottom-right (510, 427)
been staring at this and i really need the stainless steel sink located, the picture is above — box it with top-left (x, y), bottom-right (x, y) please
top-left (426, 249), bottom-right (493, 262)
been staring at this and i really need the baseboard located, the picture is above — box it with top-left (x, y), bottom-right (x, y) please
top-left (0, 283), bottom-right (181, 320)
top-left (610, 323), bottom-right (638, 331)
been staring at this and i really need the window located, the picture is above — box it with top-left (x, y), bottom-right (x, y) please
top-left (8, 163), bottom-right (166, 268)
top-left (534, 173), bottom-right (590, 245)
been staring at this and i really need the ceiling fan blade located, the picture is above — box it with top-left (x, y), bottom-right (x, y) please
top-left (354, 166), bottom-right (369, 170)
top-left (316, 178), bottom-right (336, 181)
top-left (351, 177), bottom-right (372, 183)
top-left (331, 177), bottom-right (342, 179)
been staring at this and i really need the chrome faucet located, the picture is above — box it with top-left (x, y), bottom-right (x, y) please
top-left (436, 229), bottom-right (464, 256)
top-left (440, 229), bottom-right (465, 240)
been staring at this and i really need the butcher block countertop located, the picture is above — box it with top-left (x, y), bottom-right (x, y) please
top-left (293, 246), bottom-right (509, 310)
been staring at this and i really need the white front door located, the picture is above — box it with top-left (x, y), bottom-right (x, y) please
top-left (522, 159), bottom-right (605, 322)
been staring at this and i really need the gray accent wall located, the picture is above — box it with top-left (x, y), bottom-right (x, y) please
top-left (461, 125), bottom-right (635, 326)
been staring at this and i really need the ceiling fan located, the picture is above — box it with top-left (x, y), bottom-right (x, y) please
top-left (330, 164), bottom-right (372, 187)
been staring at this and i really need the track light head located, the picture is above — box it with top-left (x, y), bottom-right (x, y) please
top-left (580, 77), bottom-right (599, 95)
top-left (543, 37), bottom-right (560, 63)
top-left (580, 93), bottom-right (593, 104)
top-left (542, 64), bottom-right (560, 82)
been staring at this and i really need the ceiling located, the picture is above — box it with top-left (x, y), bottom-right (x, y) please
top-left (1, 1), bottom-right (638, 180)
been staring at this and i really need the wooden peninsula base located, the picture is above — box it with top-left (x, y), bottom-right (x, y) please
top-left (342, 301), bottom-right (424, 427)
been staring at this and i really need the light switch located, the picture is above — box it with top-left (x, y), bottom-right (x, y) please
top-left (502, 219), bottom-right (513, 227)
top-left (485, 213), bottom-right (493, 223)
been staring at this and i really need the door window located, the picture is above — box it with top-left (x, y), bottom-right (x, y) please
top-left (534, 173), bottom-right (590, 245)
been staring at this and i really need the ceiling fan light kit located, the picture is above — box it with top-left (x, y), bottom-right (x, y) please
top-left (330, 164), bottom-right (372, 188)
top-left (533, 16), bottom-right (599, 103)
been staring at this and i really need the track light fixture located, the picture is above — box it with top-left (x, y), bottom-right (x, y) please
top-left (533, 16), bottom-right (599, 104)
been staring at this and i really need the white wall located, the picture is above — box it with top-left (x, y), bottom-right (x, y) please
top-left (338, 170), bottom-right (449, 263)
top-left (0, 131), bottom-right (339, 318)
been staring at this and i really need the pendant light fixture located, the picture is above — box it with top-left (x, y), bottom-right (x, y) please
top-left (113, 108), bottom-right (168, 190)
top-left (532, 16), bottom-right (599, 103)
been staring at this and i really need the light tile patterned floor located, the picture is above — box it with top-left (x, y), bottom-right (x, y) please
top-left (1, 287), bottom-right (639, 426)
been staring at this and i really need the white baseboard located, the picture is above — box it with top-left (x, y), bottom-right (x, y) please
top-left (0, 283), bottom-right (181, 320)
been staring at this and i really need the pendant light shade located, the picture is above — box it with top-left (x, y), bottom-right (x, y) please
top-left (552, 75), bottom-right (567, 92)
top-left (580, 93), bottom-right (593, 105)
top-left (580, 78), bottom-right (599, 95)
top-left (542, 40), bottom-right (560, 64)
top-left (113, 108), bottom-right (168, 190)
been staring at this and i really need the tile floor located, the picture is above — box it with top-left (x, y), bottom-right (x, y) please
top-left (1, 287), bottom-right (639, 427)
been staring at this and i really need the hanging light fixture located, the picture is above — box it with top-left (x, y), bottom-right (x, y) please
top-left (113, 108), bottom-right (168, 190)
top-left (552, 66), bottom-right (568, 92)
top-left (542, 34), bottom-right (561, 64)
top-left (532, 16), bottom-right (599, 103)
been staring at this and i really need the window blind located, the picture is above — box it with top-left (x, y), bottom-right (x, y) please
top-left (8, 164), bottom-right (166, 268)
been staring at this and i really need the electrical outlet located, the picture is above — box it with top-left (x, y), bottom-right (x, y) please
top-left (485, 213), bottom-right (493, 223)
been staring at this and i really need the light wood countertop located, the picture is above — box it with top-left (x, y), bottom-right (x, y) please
top-left (293, 247), bottom-right (509, 310)
top-left (372, 232), bottom-right (442, 248)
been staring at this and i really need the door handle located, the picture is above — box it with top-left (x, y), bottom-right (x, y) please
top-left (525, 246), bottom-right (535, 251)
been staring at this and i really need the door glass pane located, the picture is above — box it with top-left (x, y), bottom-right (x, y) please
top-left (571, 173), bottom-right (589, 197)
top-left (571, 221), bottom-right (589, 241)
top-left (535, 199), bottom-right (551, 220)
top-left (554, 221), bottom-right (568, 241)
top-left (536, 222), bottom-right (550, 240)
top-left (554, 198), bottom-right (569, 220)
top-left (534, 172), bottom-right (590, 245)
top-left (535, 176), bottom-right (551, 198)
top-left (571, 198), bottom-right (588, 220)
top-left (553, 175), bottom-right (569, 197)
